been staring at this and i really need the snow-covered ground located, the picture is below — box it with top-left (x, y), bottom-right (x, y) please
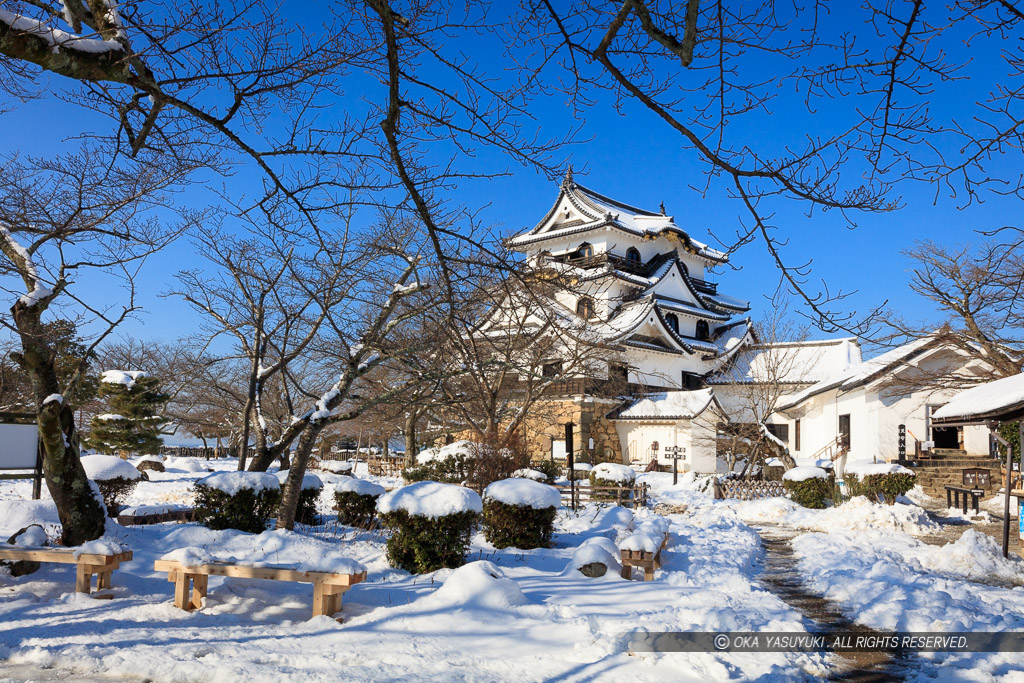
top-left (1, 463), bottom-right (1023, 681)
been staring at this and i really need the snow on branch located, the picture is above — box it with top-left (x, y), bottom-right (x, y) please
top-left (0, 8), bottom-right (124, 54)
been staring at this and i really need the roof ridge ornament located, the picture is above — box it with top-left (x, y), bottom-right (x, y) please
top-left (660, 201), bottom-right (666, 215)
top-left (563, 164), bottom-right (574, 187)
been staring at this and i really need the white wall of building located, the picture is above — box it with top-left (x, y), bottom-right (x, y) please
top-left (612, 410), bottom-right (720, 473)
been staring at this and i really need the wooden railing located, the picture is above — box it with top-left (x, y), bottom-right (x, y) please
top-left (807, 436), bottom-right (847, 462)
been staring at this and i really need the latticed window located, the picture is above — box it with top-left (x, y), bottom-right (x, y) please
top-left (696, 319), bottom-right (710, 340)
top-left (626, 247), bottom-right (641, 264)
top-left (664, 312), bottom-right (679, 332)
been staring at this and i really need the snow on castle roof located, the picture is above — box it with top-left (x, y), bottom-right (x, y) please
top-left (610, 388), bottom-right (723, 420)
top-left (932, 373), bottom-right (1024, 423)
top-left (708, 337), bottom-right (861, 386)
top-left (508, 180), bottom-right (728, 263)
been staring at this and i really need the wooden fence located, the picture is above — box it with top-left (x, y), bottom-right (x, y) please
top-left (552, 483), bottom-right (649, 509)
top-left (158, 445), bottom-right (255, 460)
top-left (713, 479), bottom-right (786, 501)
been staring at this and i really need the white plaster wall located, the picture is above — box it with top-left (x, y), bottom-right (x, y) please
top-left (612, 415), bottom-right (718, 474)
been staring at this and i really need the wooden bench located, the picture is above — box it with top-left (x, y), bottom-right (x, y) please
top-left (620, 533), bottom-right (669, 581)
top-left (153, 559), bottom-right (366, 620)
top-left (945, 485), bottom-right (984, 514)
top-left (0, 545), bottom-right (132, 594)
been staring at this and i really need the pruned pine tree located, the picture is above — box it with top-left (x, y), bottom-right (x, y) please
top-left (87, 372), bottom-right (169, 456)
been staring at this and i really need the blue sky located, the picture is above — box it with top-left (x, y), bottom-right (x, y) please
top-left (2, 1), bottom-right (1018, 351)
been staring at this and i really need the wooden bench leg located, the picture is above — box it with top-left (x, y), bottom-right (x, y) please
top-left (76, 564), bottom-right (93, 594)
top-left (620, 564), bottom-right (632, 580)
top-left (643, 565), bottom-right (655, 581)
top-left (946, 488), bottom-right (952, 508)
top-left (313, 583), bottom-right (348, 619)
top-left (190, 574), bottom-right (207, 610)
top-left (97, 570), bottom-right (112, 590)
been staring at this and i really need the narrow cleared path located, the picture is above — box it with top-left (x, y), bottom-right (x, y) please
top-left (756, 526), bottom-right (915, 682)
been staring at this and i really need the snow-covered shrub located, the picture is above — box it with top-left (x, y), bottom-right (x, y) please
top-left (843, 463), bottom-right (916, 505)
top-left (782, 467), bottom-right (833, 509)
top-left (482, 478), bottom-right (561, 549)
top-left (317, 459), bottom-right (353, 475)
top-left (567, 537), bottom-right (621, 578)
top-left (377, 481), bottom-right (482, 573)
top-left (334, 478), bottom-right (386, 527)
top-left (81, 455), bottom-right (143, 517)
top-left (136, 458), bottom-right (165, 473)
top-left (403, 440), bottom-right (526, 488)
top-left (276, 471), bottom-right (323, 525)
top-left (589, 462), bottom-right (636, 487)
top-left (512, 468), bottom-right (549, 483)
top-left (530, 459), bottom-right (561, 482)
top-left (570, 462), bottom-right (593, 482)
top-left (193, 472), bottom-right (280, 533)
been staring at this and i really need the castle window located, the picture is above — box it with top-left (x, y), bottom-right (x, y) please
top-left (664, 312), bottom-right (679, 333)
top-left (542, 362), bottom-right (562, 378)
top-left (573, 243), bottom-right (594, 259)
top-left (625, 247), bottom-right (641, 264)
top-left (696, 319), bottom-right (710, 340)
top-left (576, 296), bottom-right (595, 319)
top-left (610, 363), bottom-right (629, 383)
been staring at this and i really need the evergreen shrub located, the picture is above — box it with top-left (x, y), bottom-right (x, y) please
top-left (482, 499), bottom-right (556, 549)
top-left (379, 509), bottom-right (479, 573)
top-left (193, 473), bottom-right (280, 533)
top-left (783, 476), bottom-right (833, 509)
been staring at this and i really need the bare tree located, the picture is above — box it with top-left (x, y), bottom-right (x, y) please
top-left (0, 149), bottom-right (197, 544)
top-left (886, 239), bottom-right (1024, 381)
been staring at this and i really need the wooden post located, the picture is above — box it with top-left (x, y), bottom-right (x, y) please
top-left (191, 574), bottom-right (208, 610)
top-left (1005, 423), bottom-right (1020, 559)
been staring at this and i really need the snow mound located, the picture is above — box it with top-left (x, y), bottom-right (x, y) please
top-left (591, 463), bottom-right (635, 484)
top-left (319, 460), bottom-right (353, 474)
top-left (484, 478), bottom-right (561, 509)
top-left (920, 529), bottom-right (1024, 584)
top-left (334, 478), bottom-right (386, 497)
top-left (567, 538), bottom-right (622, 574)
top-left (161, 546), bottom-right (215, 566)
top-left (197, 471), bottom-right (279, 495)
top-left (74, 538), bottom-right (126, 557)
top-left (572, 462), bottom-right (593, 471)
top-left (416, 440), bottom-right (477, 464)
top-left (783, 466), bottom-right (828, 482)
top-left (422, 561), bottom-right (528, 610)
top-left (376, 481), bottom-right (482, 518)
top-left (165, 457), bottom-right (210, 473)
top-left (733, 495), bottom-right (938, 535)
top-left (101, 370), bottom-right (146, 387)
top-left (619, 533), bottom-right (659, 553)
top-left (12, 525), bottom-right (48, 547)
top-left (511, 468), bottom-right (547, 482)
top-left (275, 471), bottom-right (323, 490)
top-left (844, 461), bottom-right (914, 477)
top-left (80, 455), bottom-right (142, 481)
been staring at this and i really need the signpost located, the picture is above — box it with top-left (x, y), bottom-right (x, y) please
top-left (664, 445), bottom-right (686, 486)
top-left (565, 422), bottom-right (575, 511)
top-left (0, 413), bottom-right (43, 499)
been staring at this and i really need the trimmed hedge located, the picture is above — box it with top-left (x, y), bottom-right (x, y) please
top-left (334, 490), bottom-right (380, 528)
top-left (96, 477), bottom-right (140, 517)
top-left (482, 499), bottom-right (556, 549)
top-left (783, 476), bottom-right (833, 509)
top-left (193, 484), bottom-right (280, 533)
top-left (379, 509), bottom-right (478, 574)
top-left (845, 472), bottom-right (916, 505)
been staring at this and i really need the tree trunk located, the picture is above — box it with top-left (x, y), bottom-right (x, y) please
top-left (12, 299), bottom-right (105, 546)
top-left (404, 411), bottom-right (417, 469)
top-left (276, 423), bottom-right (322, 530)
